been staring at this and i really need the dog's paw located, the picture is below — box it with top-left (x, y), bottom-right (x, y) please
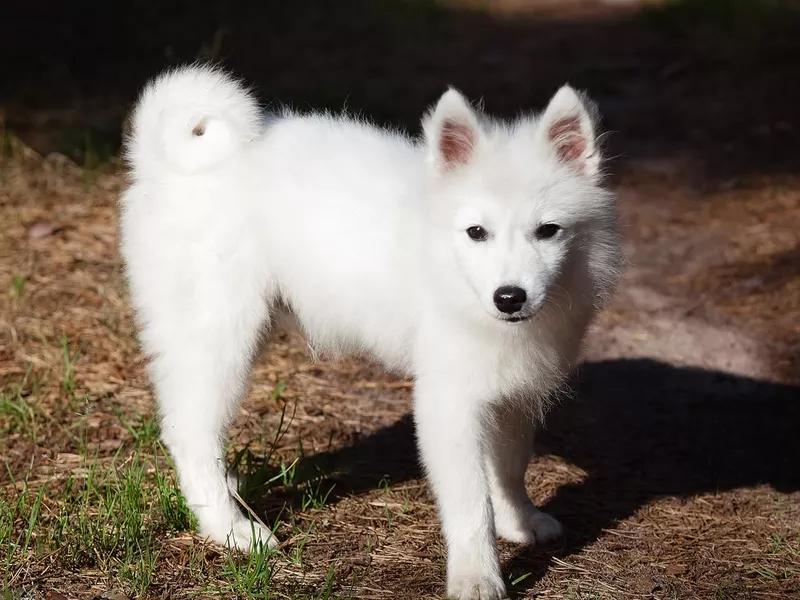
top-left (528, 510), bottom-right (563, 546)
top-left (447, 571), bottom-right (507, 600)
top-left (199, 501), bottom-right (278, 552)
top-left (203, 515), bottom-right (278, 552)
top-left (215, 470), bottom-right (278, 551)
top-left (447, 550), bottom-right (507, 600)
top-left (225, 515), bottom-right (278, 552)
top-left (495, 505), bottom-right (563, 547)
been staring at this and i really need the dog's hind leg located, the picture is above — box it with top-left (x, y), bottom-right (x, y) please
top-left (147, 279), bottom-right (275, 551)
top-left (485, 404), bottom-right (563, 546)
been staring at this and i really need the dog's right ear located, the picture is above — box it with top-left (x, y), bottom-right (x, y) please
top-left (423, 88), bottom-right (482, 173)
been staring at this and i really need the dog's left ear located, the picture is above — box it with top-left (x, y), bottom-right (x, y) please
top-left (539, 85), bottom-right (601, 178)
top-left (423, 88), bottom-right (483, 173)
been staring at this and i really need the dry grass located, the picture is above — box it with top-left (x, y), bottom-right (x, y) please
top-left (2, 123), bottom-right (800, 598)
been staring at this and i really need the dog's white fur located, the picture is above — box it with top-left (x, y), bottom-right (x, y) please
top-left (120, 65), bottom-right (622, 600)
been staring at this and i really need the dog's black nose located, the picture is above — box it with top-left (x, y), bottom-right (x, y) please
top-left (493, 286), bottom-right (527, 314)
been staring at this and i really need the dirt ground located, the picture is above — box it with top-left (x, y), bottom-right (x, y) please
top-left (2, 1), bottom-right (800, 599)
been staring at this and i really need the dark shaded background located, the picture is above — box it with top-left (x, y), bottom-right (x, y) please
top-left (2, 0), bottom-right (800, 180)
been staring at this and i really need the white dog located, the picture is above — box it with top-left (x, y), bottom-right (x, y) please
top-left (120, 65), bottom-right (622, 600)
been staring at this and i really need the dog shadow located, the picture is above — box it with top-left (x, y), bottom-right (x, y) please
top-left (253, 358), bottom-right (800, 593)
top-left (506, 359), bottom-right (800, 596)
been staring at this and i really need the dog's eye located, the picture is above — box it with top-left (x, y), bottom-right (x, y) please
top-left (466, 225), bottom-right (489, 242)
top-left (535, 223), bottom-right (561, 240)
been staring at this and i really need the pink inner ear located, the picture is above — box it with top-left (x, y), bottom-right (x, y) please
top-left (548, 116), bottom-right (586, 164)
top-left (440, 119), bottom-right (475, 168)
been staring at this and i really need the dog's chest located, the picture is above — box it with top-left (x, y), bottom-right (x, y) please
top-left (415, 322), bottom-right (570, 404)
top-left (491, 335), bottom-right (568, 399)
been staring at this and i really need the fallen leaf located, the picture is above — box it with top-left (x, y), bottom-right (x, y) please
top-left (28, 221), bottom-right (63, 239)
top-left (666, 563), bottom-right (687, 576)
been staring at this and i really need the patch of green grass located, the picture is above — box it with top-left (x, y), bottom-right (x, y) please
top-left (1, 371), bottom-right (363, 597)
top-left (749, 565), bottom-right (800, 581)
top-left (288, 521), bottom-right (315, 568)
top-left (65, 453), bottom-right (150, 558)
top-left (509, 570), bottom-right (532, 587)
top-left (300, 470), bottom-right (335, 512)
top-left (61, 334), bottom-right (79, 402)
top-left (1, 469), bottom-right (47, 567)
top-left (0, 388), bottom-right (35, 437)
top-left (0, 366), bottom-right (38, 441)
top-left (113, 404), bottom-right (160, 446)
top-left (230, 381), bottom-right (293, 489)
top-left (309, 566), bottom-right (353, 600)
top-left (1, 450), bottom-right (194, 595)
top-left (751, 566), bottom-right (779, 581)
top-left (9, 273), bottom-right (25, 298)
top-left (229, 382), bottom-right (336, 510)
top-left (153, 459), bottom-right (195, 533)
top-left (59, 336), bottom-right (97, 452)
top-left (118, 543), bottom-right (159, 595)
top-left (219, 538), bottom-right (278, 597)
top-left (767, 533), bottom-right (800, 557)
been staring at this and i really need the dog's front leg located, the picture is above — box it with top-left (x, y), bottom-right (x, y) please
top-left (414, 377), bottom-right (506, 600)
top-left (485, 404), bottom-right (563, 546)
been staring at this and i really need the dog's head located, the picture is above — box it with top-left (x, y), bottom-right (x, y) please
top-left (422, 86), bottom-right (621, 325)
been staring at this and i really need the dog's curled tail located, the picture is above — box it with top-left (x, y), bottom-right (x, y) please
top-left (125, 65), bottom-right (262, 177)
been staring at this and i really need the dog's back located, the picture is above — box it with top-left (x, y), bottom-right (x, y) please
top-left (122, 66), bottom-right (427, 374)
top-left (252, 114), bottom-right (425, 368)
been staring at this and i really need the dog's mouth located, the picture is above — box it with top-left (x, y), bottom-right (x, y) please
top-left (501, 313), bottom-right (533, 324)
